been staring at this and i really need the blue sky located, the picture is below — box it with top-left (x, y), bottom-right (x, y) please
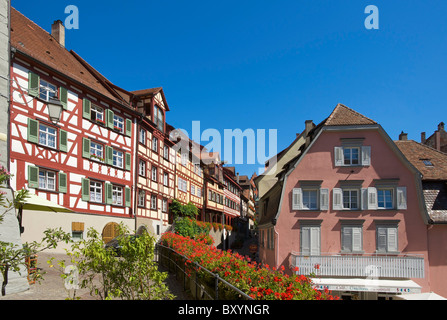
top-left (12, 0), bottom-right (447, 177)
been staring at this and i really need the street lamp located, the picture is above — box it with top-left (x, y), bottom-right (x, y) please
top-left (47, 97), bottom-right (63, 124)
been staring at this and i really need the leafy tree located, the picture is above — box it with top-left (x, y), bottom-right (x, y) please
top-left (52, 223), bottom-right (174, 300)
top-left (169, 199), bottom-right (199, 220)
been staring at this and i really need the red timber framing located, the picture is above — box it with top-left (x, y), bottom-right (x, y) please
top-left (223, 167), bottom-right (242, 226)
top-left (9, 54), bottom-right (138, 219)
top-left (132, 88), bottom-right (176, 235)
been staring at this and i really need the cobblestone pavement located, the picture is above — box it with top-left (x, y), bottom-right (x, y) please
top-left (0, 252), bottom-right (192, 300)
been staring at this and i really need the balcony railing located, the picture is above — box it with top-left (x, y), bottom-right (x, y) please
top-left (291, 252), bottom-right (425, 279)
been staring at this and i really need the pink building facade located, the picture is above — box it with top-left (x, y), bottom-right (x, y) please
top-left (257, 105), bottom-right (436, 300)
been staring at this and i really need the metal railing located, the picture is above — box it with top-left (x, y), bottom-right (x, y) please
top-left (291, 252), bottom-right (425, 279)
top-left (155, 243), bottom-right (253, 300)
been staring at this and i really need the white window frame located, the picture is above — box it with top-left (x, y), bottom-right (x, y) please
top-left (334, 146), bottom-right (371, 167)
top-left (90, 181), bottom-right (102, 203)
top-left (191, 184), bottom-right (196, 196)
top-left (151, 194), bottom-right (157, 210)
top-left (138, 189), bottom-right (145, 207)
top-left (377, 188), bottom-right (394, 209)
top-left (139, 128), bottom-right (146, 145)
top-left (112, 185), bottom-right (123, 206)
top-left (181, 153), bottom-right (188, 166)
top-left (292, 187), bottom-right (329, 211)
top-left (343, 147), bottom-right (360, 165)
top-left (178, 178), bottom-right (187, 192)
top-left (91, 104), bottom-right (104, 123)
top-left (162, 198), bottom-right (168, 212)
top-left (90, 141), bottom-right (104, 162)
top-left (342, 189), bottom-right (359, 210)
top-left (39, 79), bottom-right (57, 101)
top-left (152, 166), bottom-right (158, 182)
top-left (38, 124), bottom-right (57, 148)
top-left (113, 150), bottom-right (124, 168)
top-left (139, 159), bottom-right (146, 176)
top-left (38, 169), bottom-right (56, 191)
top-left (163, 171), bottom-right (168, 186)
top-left (300, 224), bottom-right (321, 256)
top-left (152, 136), bottom-right (158, 152)
top-left (302, 189), bottom-right (318, 210)
top-left (113, 115), bottom-right (124, 133)
top-left (163, 145), bottom-right (169, 160)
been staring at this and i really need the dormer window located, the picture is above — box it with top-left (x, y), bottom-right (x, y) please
top-left (154, 105), bottom-right (164, 132)
top-left (422, 159), bottom-right (433, 167)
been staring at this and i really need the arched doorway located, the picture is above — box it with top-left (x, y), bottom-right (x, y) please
top-left (102, 222), bottom-right (119, 244)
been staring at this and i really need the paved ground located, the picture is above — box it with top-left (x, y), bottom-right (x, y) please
top-left (0, 252), bottom-right (192, 300)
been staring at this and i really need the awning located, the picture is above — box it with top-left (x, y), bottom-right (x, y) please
top-left (15, 192), bottom-right (73, 213)
top-left (312, 277), bottom-right (422, 294)
top-left (395, 292), bottom-right (447, 300)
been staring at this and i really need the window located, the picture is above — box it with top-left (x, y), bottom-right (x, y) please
top-left (334, 145), bottom-right (371, 167)
top-left (154, 105), bottom-right (164, 132)
top-left (343, 189), bottom-right (359, 210)
top-left (178, 178), bottom-right (187, 192)
top-left (181, 153), bottom-right (188, 166)
top-left (343, 147), bottom-right (360, 165)
top-left (138, 189), bottom-right (145, 207)
top-left (152, 137), bottom-right (158, 152)
top-left (113, 115), bottom-right (124, 133)
top-left (300, 223), bottom-right (321, 256)
top-left (191, 184), bottom-right (195, 195)
top-left (164, 145), bottom-right (169, 160)
top-left (90, 181), bottom-right (102, 203)
top-left (163, 172), bottom-right (169, 186)
top-left (152, 166), bottom-right (158, 182)
top-left (197, 187), bottom-right (202, 198)
top-left (377, 189), bottom-right (393, 209)
top-left (91, 104), bottom-right (105, 124)
top-left (151, 194), bottom-right (157, 210)
top-left (341, 224), bottom-right (363, 253)
top-left (90, 141), bottom-right (104, 162)
top-left (376, 224), bottom-right (398, 253)
top-left (139, 129), bottom-right (146, 145)
top-left (139, 160), bottom-right (146, 176)
top-left (113, 150), bottom-right (124, 168)
top-left (112, 186), bottom-right (123, 206)
top-left (38, 169), bottom-right (56, 191)
top-left (39, 124), bottom-right (57, 148)
top-left (292, 187), bottom-right (329, 211)
top-left (422, 159), bottom-right (433, 167)
top-left (39, 79), bottom-right (57, 101)
top-left (194, 164), bottom-right (202, 176)
top-left (162, 198), bottom-right (168, 212)
top-left (302, 190), bottom-right (318, 210)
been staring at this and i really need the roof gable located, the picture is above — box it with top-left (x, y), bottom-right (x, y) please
top-left (324, 104), bottom-right (377, 126)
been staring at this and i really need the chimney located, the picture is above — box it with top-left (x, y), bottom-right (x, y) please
top-left (51, 20), bottom-right (65, 47)
top-left (438, 122), bottom-right (445, 131)
top-left (421, 132), bottom-right (426, 144)
top-left (305, 120), bottom-right (314, 134)
top-left (237, 173), bottom-right (239, 183)
top-left (435, 130), bottom-right (441, 150)
top-left (399, 131), bottom-right (408, 141)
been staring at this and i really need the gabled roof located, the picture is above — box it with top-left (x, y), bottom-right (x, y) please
top-left (10, 7), bottom-right (125, 105)
top-left (324, 103), bottom-right (377, 126)
top-left (394, 140), bottom-right (447, 180)
top-left (130, 87), bottom-right (170, 111)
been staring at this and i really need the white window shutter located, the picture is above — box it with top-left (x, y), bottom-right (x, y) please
top-left (367, 187), bottom-right (377, 210)
top-left (387, 227), bottom-right (398, 252)
top-left (377, 227), bottom-right (387, 252)
top-left (320, 188), bottom-right (329, 211)
top-left (334, 147), bottom-right (344, 167)
top-left (333, 188), bottom-right (343, 210)
top-left (342, 227), bottom-right (352, 251)
top-left (292, 188), bottom-right (302, 210)
top-left (352, 227), bottom-right (362, 252)
top-left (361, 146), bottom-right (371, 166)
top-left (396, 187), bottom-right (407, 210)
top-left (361, 188), bottom-right (368, 210)
top-left (310, 227), bottom-right (321, 256)
top-left (301, 226), bottom-right (310, 256)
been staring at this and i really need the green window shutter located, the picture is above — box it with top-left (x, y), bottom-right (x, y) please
top-left (28, 72), bottom-right (39, 97)
top-left (59, 87), bottom-right (68, 110)
top-left (105, 183), bottom-right (113, 205)
top-left (125, 152), bottom-right (131, 171)
top-left (105, 146), bottom-right (113, 165)
top-left (81, 178), bottom-right (90, 201)
top-left (28, 165), bottom-right (39, 188)
top-left (125, 186), bottom-right (131, 207)
top-left (59, 129), bottom-right (68, 152)
top-left (82, 98), bottom-right (91, 120)
top-left (82, 137), bottom-right (91, 158)
top-left (27, 118), bottom-right (39, 144)
top-left (125, 119), bottom-right (132, 137)
top-left (58, 172), bottom-right (67, 193)
top-left (106, 109), bottom-right (114, 129)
